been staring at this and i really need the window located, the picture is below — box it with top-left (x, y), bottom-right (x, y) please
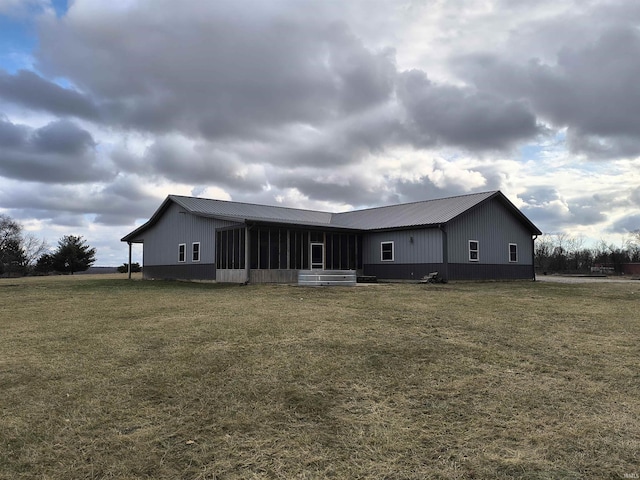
top-left (469, 240), bottom-right (479, 262)
top-left (381, 241), bottom-right (394, 261)
top-left (192, 242), bottom-right (200, 262)
top-left (178, 243), bottom-right (186, 263)
top-left (509, 243), bottom-right (518, 262)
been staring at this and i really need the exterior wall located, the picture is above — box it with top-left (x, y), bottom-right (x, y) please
top-left (362, 228), bottom-right (443, 280)
top-left (363, 262), bottom-right (444, 281)
top-left (143, 264), bottom-right (216, 280)
top-left (445, 198), bottom-right (534, 280)
top-left (362, 228), bottom-right (443, 264)
top-left (133, 202), bottom-right (241, 279)
top-left (250, 269), bottom-right (299, 284)
top-left (448, 263), bottom-right (533, 280)
top-left (217, 269), bottom-right (249, 283)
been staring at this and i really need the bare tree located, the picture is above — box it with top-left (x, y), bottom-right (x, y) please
top-left (0, 214), bottom-right (21, 251)
top-left (22, 233), bottom-right (49, 268)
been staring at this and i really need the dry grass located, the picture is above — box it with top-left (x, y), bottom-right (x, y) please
top-left (1, 275), bottom-right (639, 479)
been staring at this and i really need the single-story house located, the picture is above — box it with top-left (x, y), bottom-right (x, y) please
top-left (121, 190), bottom-right (542, 283)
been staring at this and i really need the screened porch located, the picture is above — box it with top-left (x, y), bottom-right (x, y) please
top-left (215, 225), bottom-right (362, 283)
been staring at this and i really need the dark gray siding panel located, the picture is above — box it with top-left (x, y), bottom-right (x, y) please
top-left (448, 263), bottom-right (533, 280)
top-left (364, 263), bottom-right (444, 281)
top-left (143, 263), bottom-right (216, 280)
top-left (138, 202), bottom-right (241, 266)
top-left (362, 228), bottom-right (443, 265)
top-left (447, 198), bottom-right (533, 265)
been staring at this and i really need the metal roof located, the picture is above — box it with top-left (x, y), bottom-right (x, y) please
top-left (332, 191), bottom-right (498, 229)
top-left (122, 190), bottom-right (541, 242)
top-left (171, 195), bottom-right (334, 225)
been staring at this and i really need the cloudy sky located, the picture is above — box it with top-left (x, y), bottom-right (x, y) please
top-left (1, 0), bottom-right (639, 265)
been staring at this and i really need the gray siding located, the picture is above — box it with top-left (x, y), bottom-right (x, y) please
top-left (362, 228), bottom-right (443, 265)
top-left (143, 264), bottom-right (216, 280)
top-left (447, 199), bottom-right (534, 265)
top-left (134, 202), bottom-right (241, 266)
top-left (363, 263), bottom-right (443, 281)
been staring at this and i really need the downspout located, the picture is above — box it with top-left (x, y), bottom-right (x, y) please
top-left (127, 241), bottom-right (132, 280)
top-left (438, 224), bottom-right (449, 281)
top-left (531, 235), bottom-right (538, 281)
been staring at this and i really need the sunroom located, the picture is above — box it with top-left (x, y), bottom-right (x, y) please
top-left (215, 223), bottom-right (363, 283)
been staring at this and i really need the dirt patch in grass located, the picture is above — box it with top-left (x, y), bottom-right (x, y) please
top-left (1, 276), bottom-right (639, 479)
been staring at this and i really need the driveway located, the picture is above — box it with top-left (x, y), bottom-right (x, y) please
top-left (535, 275), bottom-right (640, 284)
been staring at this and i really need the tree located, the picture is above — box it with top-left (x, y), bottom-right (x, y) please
top-left (0, 238), bottom-right (27, 276)
top-left (117, 262), bottom-right (141, 273)
top-left (34, 253), bottom-right (54, 274)
top-left (22, 233), bottom-right (49, 268)
top-left (0, 214), bottom-right (24, 276)
top-left (51, 235), bottom-right (96, 274)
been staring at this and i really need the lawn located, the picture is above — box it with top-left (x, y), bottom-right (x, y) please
top-left (1, 275), bottom-right (639, 479)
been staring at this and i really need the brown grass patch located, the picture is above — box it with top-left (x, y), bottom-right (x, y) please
top-left (1, 276), bottom-right (639, 479)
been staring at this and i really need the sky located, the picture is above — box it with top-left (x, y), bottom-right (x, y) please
top-left (1, 0), bottom-right (639, 265)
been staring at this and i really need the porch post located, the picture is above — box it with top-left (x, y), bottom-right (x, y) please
top-left (127, 241), bottom-right (132, 280)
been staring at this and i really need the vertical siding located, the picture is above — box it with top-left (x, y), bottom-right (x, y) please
top-left (447, 199), bottom-right (534, 265)
top-left (362, 228), bottom-right (443, 264)
top-left (137, 202), bottom-right (241, 266)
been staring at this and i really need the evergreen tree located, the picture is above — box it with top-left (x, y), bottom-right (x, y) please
top-left (34, 253), bottom-right (54, 274)
top-left (0, 238), bottom-right (27, 276)
top-left (51, 235), bottom-right (97, 274)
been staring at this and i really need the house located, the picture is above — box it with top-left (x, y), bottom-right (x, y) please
top-left (121, 190), bottom-right (542, 283)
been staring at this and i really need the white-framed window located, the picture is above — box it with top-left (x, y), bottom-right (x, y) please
top-left (178, 243), bottom-right (186, 263)
top-left (469, 240), bottom-right (479, 262)
top-left (381, 241), bottom-right (394, 261)
top-left (509, 243), bottom-right (518, 263)
top-left (192, 242), bottom-right (200, 262)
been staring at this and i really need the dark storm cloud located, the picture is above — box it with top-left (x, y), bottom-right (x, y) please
top-left (0, 118), bottom-right (112, 183)
top-left (520, 187), bottom-right (608, 232)
top-left (111, 136), bottom-right (267, 192)
top-left (36, 2), bottom-right (396, 141)
top-left (0, 176), bottom-right (161, 226)
top-left (30, 0), bottom-right (545, 166)
top-left (455, 24), bottom-right (640, 157)
top-left (0, 69), bottom-right (98, 119)
top-left (397, 70), bottom-right (539, 151)
top-left (610, 214), bottom-right (640, 234)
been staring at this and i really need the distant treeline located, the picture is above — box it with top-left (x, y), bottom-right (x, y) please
top-left (535, 232), bottom-right (640, 274)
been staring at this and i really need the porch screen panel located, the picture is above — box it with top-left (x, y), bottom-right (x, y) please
top-left (279, 229), bottom-right (288, 269)
top-left (302, 232), bottom-right (309, 269)
top-left (239, 228), bottom-right (246, 269)
top-left (232, 229), bottom-right (240, 268)
top-left (325, 233), bottom-right (334, 270)
top-left (259, 229), bottom-right (269, 269)
top-left (250, 228), bottom-right (258, 269)
top-left (216, 231), bottom-right (221, 267)
top-left (269, 229), bottom-right (279, 269)
top-left (291, 231), bottom-right (299, 269)
top-left (348, 235), bottom-right (356, 269)
top-left (340, 234), bottom-right (348, 269)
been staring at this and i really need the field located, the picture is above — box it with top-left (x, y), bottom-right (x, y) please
top-left (1, 275), bottom-right (639, 479)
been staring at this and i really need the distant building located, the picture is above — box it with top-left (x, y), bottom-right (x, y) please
top-left (121, 190), bottom-right (541, 283)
